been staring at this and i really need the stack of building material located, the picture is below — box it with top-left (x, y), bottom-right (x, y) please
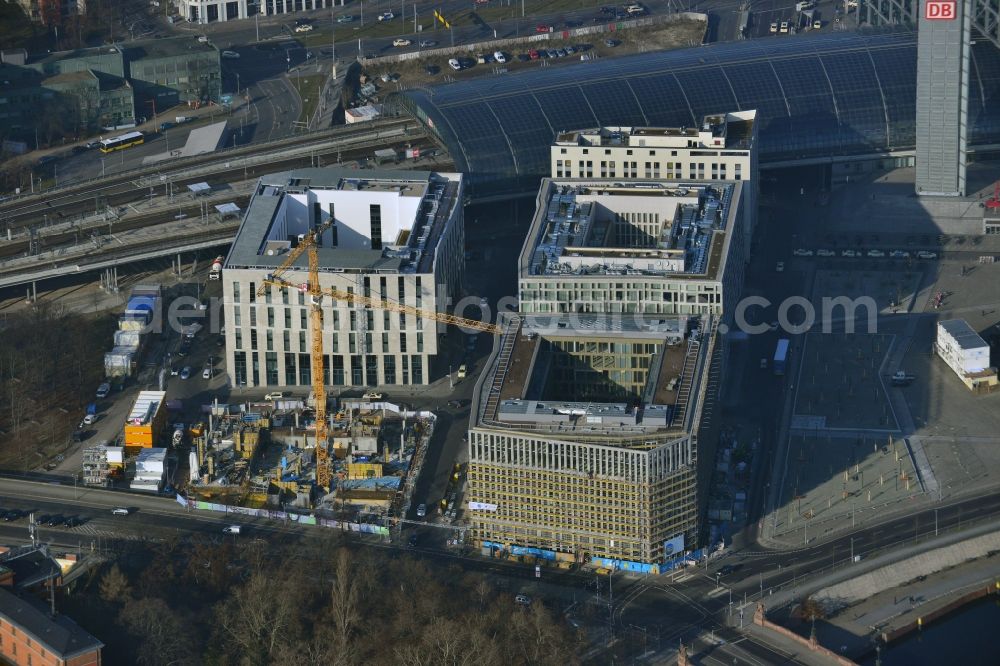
top-left (130, 448), bottom-right (167, 492)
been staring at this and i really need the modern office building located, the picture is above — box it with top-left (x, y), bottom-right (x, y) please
top-left (466, 314), bottom-right (715, 568)
top-left (222, 168), bottom-right (465, 389)
top-left (550, 112), bottom-right (757, 186)
top-left (518, 179), bottom-right (750, 329)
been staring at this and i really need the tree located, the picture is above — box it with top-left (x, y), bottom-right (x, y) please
top-left (121, 597), bottom-right (198, 666)
top-left (329, 548), bottom-right (361, 652)
top-left (98, 564), bottom-right (131, 604)
top-left (216, 569), bottom-right (301, 664)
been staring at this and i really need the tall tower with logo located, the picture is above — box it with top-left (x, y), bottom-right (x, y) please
top-left (915, 0), bottom-right (972, 196)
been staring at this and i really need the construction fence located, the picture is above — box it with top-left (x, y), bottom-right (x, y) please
top-left (358, 12), bottom-right (708, 68)
top-left (174, 493), bottom-right (391, 536)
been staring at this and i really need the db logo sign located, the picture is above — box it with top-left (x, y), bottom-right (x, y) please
top-left (925, 0), bottom-right (956, 19)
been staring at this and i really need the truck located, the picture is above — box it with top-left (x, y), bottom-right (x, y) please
top-left (209, 255), bottom-right (224, 280)
top-left (773, 339), bottom-right (789, 376)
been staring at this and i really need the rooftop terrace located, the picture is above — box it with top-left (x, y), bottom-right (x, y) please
top-left (225, 168), bottom-right (462, 275)
top-left (553, 112), bottom-right (756, 151)
top-left (522, 180), bottom-right (736, 280)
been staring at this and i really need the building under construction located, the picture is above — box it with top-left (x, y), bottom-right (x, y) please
top-left (466, 314), bottom-right (717, 568)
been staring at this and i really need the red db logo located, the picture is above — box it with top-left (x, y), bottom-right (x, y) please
top-left (925, 0), bottom-right (956, 19)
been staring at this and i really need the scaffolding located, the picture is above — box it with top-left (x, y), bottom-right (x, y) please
top-left (81, 446), bottom-right (110, 487)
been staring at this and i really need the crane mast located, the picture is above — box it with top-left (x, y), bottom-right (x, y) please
top-left (259, 220), bottom-right (501, 495)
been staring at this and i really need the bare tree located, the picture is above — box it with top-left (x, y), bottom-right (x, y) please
top-left (98, 563), bottom-right (131, 604)
top-left (329, 548), bottom-right (361, 652)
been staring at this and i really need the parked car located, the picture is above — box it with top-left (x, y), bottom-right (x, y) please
top-left (816, 249), bottom-right (836, 257)
top-left (179, 366), bottom-right (192, 380)
top-left (890, 250), bottom-right (910, 258)
top-left (536, 24), bottom-right (551, 33)
top-left (363, 391), bottom-right (383, 400)
top-left (393, 38), bottom-right (412, 47)
top-left (515, 594), bottom-right (532, 606)
top-left (867, 249), bottom-right (886, 258)
top-left (294, 23), bottom-right (313, 32)
top-left (916, 250), bottom-right (938, 259)
top-left (336, 14), bottom-right (355, 22)
top-left (3, 510), bottom-right (20, 522)
top-left (457, 364), bottom-right (467, 379)
top-left (378, 11), bottom-right (394, 21)
top-left (841, 249), bottom-right (859, 258)
top-left (264, 391), bottom-right (284, 401)
top-left (170, 366), bottom-right (179, 376)
top-left (448, 58), bottom-right (462, 71)
top-left (96, 383), bottom-right (111, 398)
top-left (408, 534), bottom-right (419, 547)
top-left (528, 49), bottom-right (540, 60)
top-left (770, 21), bottom-right (778, 33)
top-left (416, 503), bottom-right (427, 518)
top-left (221, 50), bottom-right (240, 59)
top-left (46, 515), bottom-right (64, 527)
top-left (82, 413), bottom-right (96, 426)
top-left (202, 366), bottom-right (212, 380)
top-left (792, 248), bottom-right (813, 257)
top-left (159, 121), bottom-right (175, 131)
top-left (36, 514), bottom-right (51, 525)
top-left (605, 38), bottom-right (619, 47)
top-left (222, 525), bottom-right (241, 535)
top-left (493, 51), bottom-right (507, 63)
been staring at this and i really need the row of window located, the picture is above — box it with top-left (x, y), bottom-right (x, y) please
top-left (234, 326), bottom-right (424, 354)
top-left (232, 351), bottom-right (425, 386)
top-left (554, 159), bottom-right (743, 180)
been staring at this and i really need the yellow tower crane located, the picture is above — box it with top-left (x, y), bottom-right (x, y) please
top-left (258, 222), bottom-right (500, 492)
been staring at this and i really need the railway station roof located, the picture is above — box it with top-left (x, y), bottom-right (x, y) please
top-left (396, 30), bottom-right (1000, 196)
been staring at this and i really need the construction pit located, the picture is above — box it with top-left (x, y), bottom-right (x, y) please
top-left (184, 398), bottom-right (436, 519)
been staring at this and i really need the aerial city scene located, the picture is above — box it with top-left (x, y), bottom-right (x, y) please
top-left (0, 0), bottom-right (997, 663)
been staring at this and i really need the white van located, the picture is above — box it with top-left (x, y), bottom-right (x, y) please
top-left (222, 525), bottom-right (241, 535)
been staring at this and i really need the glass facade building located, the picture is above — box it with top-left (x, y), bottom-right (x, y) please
top-left (396, 30), bottom-right (1000, 197)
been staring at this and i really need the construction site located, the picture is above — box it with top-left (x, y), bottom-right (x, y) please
top-left (182, 397), bottom-right (437, 518)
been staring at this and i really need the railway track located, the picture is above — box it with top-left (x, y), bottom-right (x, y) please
top-left (0, 138), bottom-right (445, 272)
top-left (0, 118), bottom-right (422, 231)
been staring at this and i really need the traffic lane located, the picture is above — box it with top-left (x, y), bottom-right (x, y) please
top-left (720, 491), bottom-right (1000, 594)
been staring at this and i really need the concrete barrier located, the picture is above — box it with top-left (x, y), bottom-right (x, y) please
top-left (359, 12), bottom-right (707, 68)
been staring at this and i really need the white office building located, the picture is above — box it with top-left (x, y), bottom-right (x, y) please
top-left (935, 319), bottom-right (998, 391)
top-left (550, 111), bottom-right (758, 251)
top-left (222, 168), bottom-right (465, 389)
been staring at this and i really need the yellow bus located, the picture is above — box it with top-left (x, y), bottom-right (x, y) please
top-left (99, 131), bottom-right (144, 153)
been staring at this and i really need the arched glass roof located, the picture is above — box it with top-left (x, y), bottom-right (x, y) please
top-left (395, 30), bottom-right (1000, 195)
